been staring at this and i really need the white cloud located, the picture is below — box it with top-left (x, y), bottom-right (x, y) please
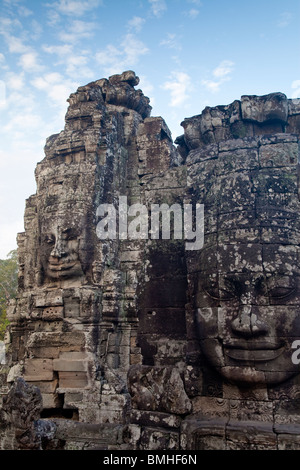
top-left (201, 79), bottom-right (223, 93)
top-left (65, 54), bottom-right (93, 78)
top-left (30, 19), bottom-right (43, 40)
top-left (2, 90), bottom-right (36, 113)
top-left (4, 112), bottom-right (42, 133)
top-left (31, 73), bottom-right (78, 108)
top-left (96, 44), bottom-right (121, 69)
top-left (160, 33), bottom-right (182, 51)
top-left (96, 34), bottom-right (149, 76)
top-left (202, 60), bottom-right (235, 93)
top-left (6, 71), bottom-right (25, 90)
top-left (43, 44), bottom-right (73, 56)
top-left (139, 75), bottom-right (155, 104)
top-left (43, 43), bottom-right (93, 79)
top-left (17, 5), bottom-right (33, 17)
top-left (278, 12), bottom-right (292, 28)
top-left (2, 0), bottom-right (22, 5)
top-left (122, 34), bottom-right (149, 64)
top-left (213, 60), bottom-right (234, 78)
top-left (0, 16), bottom-right (21, 34)
top-left (48, 83), bottom-right (76, 107)
top-left (18, 51), bottom-right (43, 73)
top-left (49, 0), bottom-right (102, 17)
top-left (149, 0), bottom-right (167, 17)
top-left (162, 71), bottom-right (191, 107)
top-left (6, 35), bottom-right (29, 54)
top-left (186, 8), bottom-right (199, 18)
top-left (127, 16), bottom-right (145, 33)
top-left (58, 19), bottom-right (96, 43)
top-left (0, 17), bottom-right (31, 57)
top-left (291, 80), bottom-right (300, 99)
top-left (32, 72), bottom-right (64, 89)
top-left (46, 9), bottom-right (61, 26)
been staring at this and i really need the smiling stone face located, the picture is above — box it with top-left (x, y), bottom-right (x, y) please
top-left (39, 210), bottom-right (91, 286)
top-left (41, 225), bottom-right (83, 280)
top-left (185, 132), bottom-right (300, 387)
top-left (195, 243), bottom-right (300, 385)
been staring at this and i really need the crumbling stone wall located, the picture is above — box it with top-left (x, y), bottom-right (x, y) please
top-left (1, 72), bottom-right (300, 450)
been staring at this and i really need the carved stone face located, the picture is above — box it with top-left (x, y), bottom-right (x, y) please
top-left (40, 213), bottom-right (91, 283)
top-left (41, 226), bottom-right (83, 280)
top-left (195, 243), bottom-right (300, 385)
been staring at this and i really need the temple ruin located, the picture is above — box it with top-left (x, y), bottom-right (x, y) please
top-left (1, 71), bottom-right (300, 450)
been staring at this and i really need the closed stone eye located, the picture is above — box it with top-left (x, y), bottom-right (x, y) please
top-left (266, 276), bottom-right (295, 299)
top-left (204, 280), bottom-right (240, 301)
top-left (268, 285), bottom-right (295, 299)
top-left (44, 234), bottom-right (55, 245)
top-left (62, 228), bottom-right (78, 240)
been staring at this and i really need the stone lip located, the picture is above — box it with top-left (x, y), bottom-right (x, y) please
top-left (223, 338), bottom-right (286, 363)
top-left (223, 339), bottom-right (284, 350)
top-left (224, 347), bottom-right (285, 362)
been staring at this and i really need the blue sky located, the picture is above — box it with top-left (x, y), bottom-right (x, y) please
top-left (0, 0), bottom-right (299, 258)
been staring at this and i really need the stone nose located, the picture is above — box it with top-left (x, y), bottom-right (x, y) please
top-left (231, 304), bottom-right (269, 338)
top-left (50, 236), bottom-right (67, 258)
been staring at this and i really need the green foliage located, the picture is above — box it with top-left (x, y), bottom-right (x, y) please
top-left (0, 249), bottom-right (18, 340)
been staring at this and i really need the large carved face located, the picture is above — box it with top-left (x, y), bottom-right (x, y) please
top-left (195, 242), bottom-right (300, 385)
top-left (40, 212), bottom-right (91, 283)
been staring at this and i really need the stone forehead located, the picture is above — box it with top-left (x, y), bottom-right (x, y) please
top-left (187, 135), bottom-right (299, 176)
top-left (197, 243), bottom-right (300, 273)
top-left (39, 202), bottom-right (90, 217)
top-left (187, 134), bottom-right (300, 239)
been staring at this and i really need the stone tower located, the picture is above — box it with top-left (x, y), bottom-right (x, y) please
top-left (1, 72), bottom-right (300, 450)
